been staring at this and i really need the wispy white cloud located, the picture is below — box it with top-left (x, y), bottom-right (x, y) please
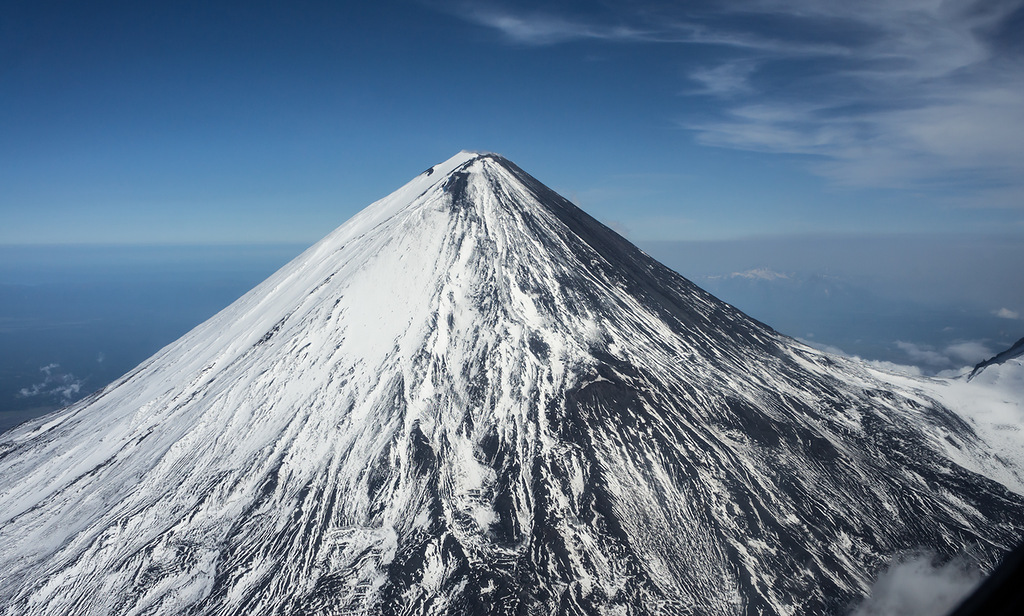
top-left (440, 1), bottom-right (851, 53)
top-left (438, 0), bottom-right (1024, 199)
top-left (690, 0), bottom-right (1024, 195)
top-left (896, 339), bottom-right (994, 368)
top-left (994, 307), bottom-right (1021, 319)
top-left (863, 360), bottom-right (925, 377)
top-left (691, 81), bottom-right (1024, 191)
top-left (946, 340), bottom-right (995, 363)
top-left (687, 62), bottom-right (757, 97)
top-left (458, 7), bottom-right (651, 45)
top-left (17, 363), bottom-right (85, 403)
top-left (798, 338), bottom-right (930, 375)
top-left (723, 267), bottom-right (790, 281)
top-left (896, 341), bottom-right (951, 367)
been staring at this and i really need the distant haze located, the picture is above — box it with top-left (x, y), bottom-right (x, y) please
top-left (643, 234), bottom-right (1024, 311)
top-left (644, 234), bottom-right (1024, 370)
top-left (0, 244), bottom-right (306, 431)
top-left (2, 234), bottom-right (1021, 432)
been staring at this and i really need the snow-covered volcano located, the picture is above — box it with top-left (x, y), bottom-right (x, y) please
top-left (1, 151), bottom-right (1022, 615)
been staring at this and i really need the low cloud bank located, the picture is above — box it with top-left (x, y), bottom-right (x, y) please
top-left (896, 340), bottom-right (994, 371)
top-left (852, 553), bottom-right (983, 616)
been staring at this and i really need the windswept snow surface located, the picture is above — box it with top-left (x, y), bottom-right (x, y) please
top-left (871, 354), bottom-right (1024, 497)
top-left (1, 152), bottom-right (1023, 616)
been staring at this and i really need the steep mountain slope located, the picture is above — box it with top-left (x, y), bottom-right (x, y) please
top-left (969, 337), bottom-right (1024, 382)
top-left (888, 340), bottom-right (1024, 496)
top-left (1, 151), bottom-right (1022, 616)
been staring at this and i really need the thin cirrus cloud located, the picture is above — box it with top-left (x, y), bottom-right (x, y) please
top-left (454, 6), bottom-right (650, 45)
top-left (437, 0), bottom-right (1024, 203)
top-left (443, 1), bottom-right (851, 53)
top-left (687, 62), bottom-right (758, 97)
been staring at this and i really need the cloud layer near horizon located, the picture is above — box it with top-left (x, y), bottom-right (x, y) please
top-left (438, 0), bottom-right (1024, 203)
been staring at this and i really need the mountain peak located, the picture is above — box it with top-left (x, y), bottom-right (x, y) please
top-left (2, 153), bottom-right (1023, 616)
top-left (421, 150), bottom-right (503, 178)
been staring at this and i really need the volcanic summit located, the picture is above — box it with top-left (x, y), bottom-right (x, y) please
top-left (1, 151), bottom-right (1022, 615)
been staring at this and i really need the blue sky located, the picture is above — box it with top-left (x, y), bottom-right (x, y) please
top-left (1, 1), bottom-right (1023, 420)
top-left (3, 0), bottom-right (1023, 244)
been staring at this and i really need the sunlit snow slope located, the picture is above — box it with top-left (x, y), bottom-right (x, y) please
top-left (1, 152), bottom-right (1023, 616)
